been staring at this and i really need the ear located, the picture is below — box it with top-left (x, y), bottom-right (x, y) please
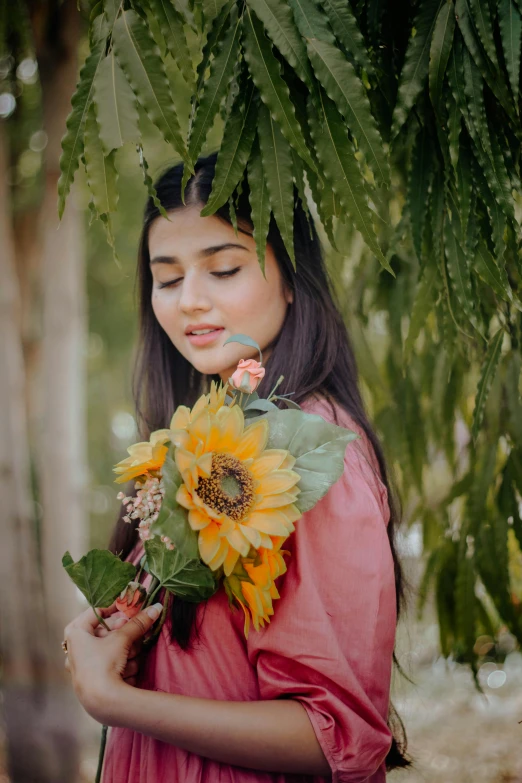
top-left (285, 286), bottom-right (294, 305)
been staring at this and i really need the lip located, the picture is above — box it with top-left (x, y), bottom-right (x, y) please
top-left (185, 324), bottom-right (225, 347)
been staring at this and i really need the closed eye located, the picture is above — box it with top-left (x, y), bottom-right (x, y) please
top-left (158, 266), bottom-right (241, 289)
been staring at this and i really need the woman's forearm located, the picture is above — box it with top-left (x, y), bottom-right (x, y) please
top-left (101, 683), bottom-right (331, 775)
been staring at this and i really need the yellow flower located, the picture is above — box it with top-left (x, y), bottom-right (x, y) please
top-left (169, 381), bottom-right (227, 449)
top-left (113, 429), bottom-right (170, 484)
top-left (174, 394), bottom-right (301, 576)
top-left (224, 554), bottom-right (284, 637)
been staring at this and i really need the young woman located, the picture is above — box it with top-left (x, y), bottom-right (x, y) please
top-left (64, 153), bottom-right (411, 781)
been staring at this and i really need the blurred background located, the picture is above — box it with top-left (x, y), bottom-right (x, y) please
top-left (2, 1), bottom-right (522, 782)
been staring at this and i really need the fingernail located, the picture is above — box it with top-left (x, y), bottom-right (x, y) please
top-left (146, 603), bottom-right (163, 620)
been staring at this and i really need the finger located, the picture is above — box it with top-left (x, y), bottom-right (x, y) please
top-left (116, 603), bottom-right (163, 646)
top-left (123, 659), bottom-right (140, 678)
top-left (124, 676), bottom-right (137, 686)
top-left (64, 656), bottom-right (70, 672)
top-left (67, 603), bottom-right (118, 636)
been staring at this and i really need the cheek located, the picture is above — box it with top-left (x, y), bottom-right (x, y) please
top-left (151, 291), bottom-right (177, 333)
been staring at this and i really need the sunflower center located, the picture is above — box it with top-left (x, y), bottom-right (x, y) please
top-left (196, 452), bottom-right (254, 521)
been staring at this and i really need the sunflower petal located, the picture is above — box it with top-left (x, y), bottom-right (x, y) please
top-left (223, 546), bottom-right (241, 576)
top-left (199, 522), bottom-right (221, 563)
top-left (188, 508), bottom-right (211, 530)
top-left (175, 447), bottom-right (194, 476)
top-left (190, 410), bottom-right (211, 447)
top-left (239, 523), bottom-right (262, 549)
top-left (259, 533), bottom-right (273, 549)
top-left (256, 470), bottom-right (300, 496)
top-left (249, 449), bottom-right (289, 478)
top-left (235, 418), bottom-right (269, 460)
top-left (246, 509), bottom-right (291, 536)
top-left (279, 503), bottom-right (302, 524)
top-left (170, 406), bottom-right (191, 430)
top-left (208, 538), bottom-right (229, 570)
top-left (216, 405), bottom-right (244, 450)
top-left (150, 429), bottom-right (171, 445)
top-left (254, 490), bottom-right (300, 510)
top-left (176, 484), bottom-right (195, 509)
top-left (226, 525), bottom-right (251, 556)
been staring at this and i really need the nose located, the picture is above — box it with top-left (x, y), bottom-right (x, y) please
top-left (179, 271), bottom-right (212, 315)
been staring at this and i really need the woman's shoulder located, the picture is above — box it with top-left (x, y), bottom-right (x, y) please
top-left (300, 393), bottom-right (390, 524)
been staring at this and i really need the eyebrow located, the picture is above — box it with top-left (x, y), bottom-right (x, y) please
top-left (150, 242), bottom-right (250, 266)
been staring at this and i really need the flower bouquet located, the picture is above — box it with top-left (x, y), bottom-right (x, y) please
top-left (63, 335), bottom-right (358, 640)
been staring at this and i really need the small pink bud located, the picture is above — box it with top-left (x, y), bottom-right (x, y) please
top-left (115, 581), bottom-right (147, 618)
top-left (229, 359), bottom-right (265, 394)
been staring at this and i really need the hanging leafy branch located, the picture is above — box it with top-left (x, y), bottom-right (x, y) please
top-left (2, 0), bottom-right (522, 678)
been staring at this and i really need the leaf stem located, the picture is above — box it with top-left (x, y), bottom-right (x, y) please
top-left (93, 607), bottom-right (110, 631)
top-left (95, 724), bottom-right (108, 783)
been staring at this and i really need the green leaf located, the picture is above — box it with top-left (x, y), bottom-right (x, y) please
top-left (202, 0), bottom-right (230, 26)
top-left (263, 409), bottom-right (358, 512)
top-left (317, 0), bottom-right (375, 76)
top-left (391, 0), bottom-right (443, 136)
top-left (84, 103), bottom-right (119, 217)
top-left (137, 144), bottom-right (169, 220)
top-left (223, 333), bottom-right (263, 360)
top-left (244, 0), bottom-right (313, 86)
top-left (62, 549), bottom-right (136, 608)
top-left (429, 1), bottom-right (455, 113)
top-left (471, 329), bottom-right (505, 441)
top-left (455, 0), bottom-right (517, 122)
top-left (185, 7), bottom-right (241, 177)
top-left (455, 546), bottom-right (477, 660)
top-left (195, 0), bottom-right (234, 96)
top-left (461, 47), bottom-right (514, 222)
top-left (474, 241), bottom-right (513, 303)
top-left (408, 126), bottom-right (434, 261)
top-left (144, 538), bottom-right (217, 601)
top-left (58, 40), bottom-right (105, 219)
top-left (112, 10), bottom-right (191, 169)
top-left (469, 0), bottom-right (499, 66)
top-left (94, 50), bottom-right (141, 153)
top-left (404, 260), bottom-right (440, 364)
top-left (499, 0), bottom-right (522, 102)
top-left (243, 7), bottom-right (316, 173)
top-left (147, 0), bottom-right (195, 88)
top-left (308, 90), bottom-right (392, 273)
top-left (200, 83), bottom-right (258, 215)
top-left (150, 447), bottom-right (199, 558)
top-left (307, 37), bottom-right (390, 188)
top-left (288, 0), bottom-right (335, 44)
top-left (247, 137), bottom-right (271, 274)
top-left (444, 209), bottom-right (484, 338)
top-left (257, 103), bottom-right (296, 268)
top-left (446, 90), bottom-right (461, 172)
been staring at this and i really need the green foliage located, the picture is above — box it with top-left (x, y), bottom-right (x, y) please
top-left (62, 549), bottom-right (136, 608)
top-left (5, 0), bottom-right (522, 683)
top-left (144, 538), bottom-right (217, 601)
top-left (264, 409), bottom-right (358, 512)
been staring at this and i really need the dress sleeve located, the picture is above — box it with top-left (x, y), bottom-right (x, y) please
top-left (246, 436), bottom-right (397, 783)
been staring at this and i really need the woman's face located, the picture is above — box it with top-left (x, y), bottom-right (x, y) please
top-left (148, 205), bottom-right (293, 382)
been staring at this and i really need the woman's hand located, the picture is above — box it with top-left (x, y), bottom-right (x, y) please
top-left (63, 602), bottom-right (163, 724)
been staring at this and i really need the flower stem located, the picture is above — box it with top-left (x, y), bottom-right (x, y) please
top-left (95, 724), bottom-right (108, 783)
top-left (267, 375), bottom-right (284, 402)
top-left (93, 608), bottom-right (110, 632)
top-left (144, 576), bottom-right (160, 608)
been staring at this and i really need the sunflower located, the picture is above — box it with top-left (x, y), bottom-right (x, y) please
top-left (173, 395), bottom-right (302, 576)
top-left (113, 429), bottom-right (171, 484)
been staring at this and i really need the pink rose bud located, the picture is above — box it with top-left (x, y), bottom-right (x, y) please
top-left (229, 359), bottom-right (265, 394)
top-left (115, 581), bottom-right (147, 618)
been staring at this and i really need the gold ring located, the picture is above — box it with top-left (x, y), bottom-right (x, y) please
top-left (61, 639), bottom-right (68, 654)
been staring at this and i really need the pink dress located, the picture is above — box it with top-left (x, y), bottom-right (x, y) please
top-left (103, 398), bottom-right (397, 783)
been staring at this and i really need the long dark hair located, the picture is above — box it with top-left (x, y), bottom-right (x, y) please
top-left (110, 153), bottom-right (412, 770)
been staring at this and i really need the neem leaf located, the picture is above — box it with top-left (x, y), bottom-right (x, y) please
top-left (150, 447), bottom-right (199, 559)
top-left (223, 333), bottom-right (263, 361)
top-left (93, 49), bottom-right (141, 154)
top-left (62, 549), bottom-right (136, 608)
top-left (264, 409), bottom-right (358, 512)
top-left (248, 136), bottom-right (271, 274)
top-left (144, 538), bottom-right (217, 601)
top-left (471, 329), bottom-right (505, 442)
top-left (112, 9), bottom-right (191, 169)
top-left (58, 39), bottom-right (105, 219)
